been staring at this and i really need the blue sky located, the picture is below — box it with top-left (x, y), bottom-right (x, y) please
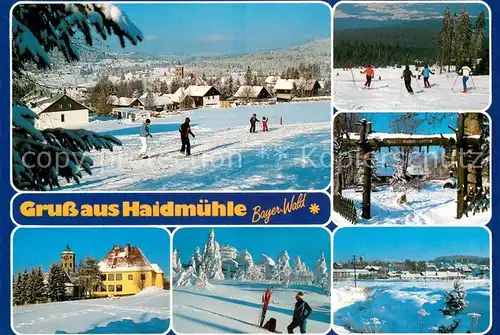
top-left (174, 228), bottom-right (330, 268)
top-left (334, 227), bottom-right (490, 262)
top-left (359, 113), bottom-right (456, 135)
top-left (13, 228), bottom-right (170, 275)
top-left (110, 3), bottom-right (330, 56)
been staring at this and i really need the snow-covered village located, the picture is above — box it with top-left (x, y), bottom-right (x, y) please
top-left (172, 228), bottom-right (331, 334)
top-left (333, 227), bottom-right (491, 334)
top-left (333, 3), bottom-right (490, 111)
top-left (12, 3), bottom-right (331, 192)
top-left (12, 228), bottom-right (170, 334)
top-left (333, 112), bottom-right (491, 225)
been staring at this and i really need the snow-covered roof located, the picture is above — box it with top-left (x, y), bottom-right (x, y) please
top-left (274, 79), bottom-right (294, 91)
top-left (233, 86), bottom-right (270, 98)
top-left (98, 243), bottom-right (163, 273)
top-left (108, 96), bottom-right (142, 107)
top-left (185, 85), bottom-right (220, 97)
top-left (265, 76), bottom-right (280, 84)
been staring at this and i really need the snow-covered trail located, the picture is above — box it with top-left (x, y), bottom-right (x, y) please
top-left (61, 102), bottom-right (331, 191)
top-left (13, 288), bottom-right (170, 334)
top-left (333, 280), bottom-right (490, 333)
top-left (333, 67), bottom-right (490, 111)
top-left (332, 184), bottom-right (491, 225)
top-left (173, 281), bottom-right (331, 334)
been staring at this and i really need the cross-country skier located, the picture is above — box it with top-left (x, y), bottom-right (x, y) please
top-left (262, 116), bottom-right (269, 132)
top-left (460, 65), bottom-right (473, 93)
top-left (421, 65), bottom-right (435, 88)
top-left (250, 113), bottom-right (260, 133)
top-left (361, 65), bottom-right (374, 88)
top-left (260, 286), bottom-right (273, 327)
top-left (139, 119), bottom-right (152, 159)
top-left (401, 65), bottom-right (416, 94)
top-left (179, 117), bottom-right (195, 156)
top-left (287, 292), bottom-right (312, 334)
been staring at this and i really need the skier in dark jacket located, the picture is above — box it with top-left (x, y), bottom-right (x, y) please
top-left (287, 292), bottom-right (312, 334)
top-left (421, 65), bottom-right (435, 88)
top-left (401, 65), bottom-right (416, 94)
top-left (250, 113), bottom-right (260, 133)
top-left (179, 117), bottom-right (195, 156)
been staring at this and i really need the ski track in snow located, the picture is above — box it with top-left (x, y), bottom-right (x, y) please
top-left (173, 281), bottom-right (331, 334)
top-left (60, 102), bottom-right (331, 191)
top-left (332, 184), bottom-right (491, 225)
top-left (333, 68), bottom-right (489, 111)
top-left (333, 280), bottom-right (490, 333)
top-left (13, 288), bottom-right (170, 334)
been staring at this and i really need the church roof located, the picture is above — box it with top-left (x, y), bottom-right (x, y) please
top-left (61, 244), bottom-right (74, 254)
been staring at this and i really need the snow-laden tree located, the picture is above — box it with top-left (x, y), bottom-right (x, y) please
top-left (202, 230), bottom-right (225, 280)
top-left (246, 264), bottom-right (266, 282)
top-left (259, 254), bottom-right (277, 281)
top-left (13, 273), bottom-right (25, 306)
top-left (12, 4), bottom-right (143, 190)
top-left (313, 253), bottom-right (330, 294)
top-left (196, 262), bottom-right (210, 288)
top-left (276, 250), bottom-right (292, 285)
top-left (390, 162), bottom-right (408, 192)
top-left (440, 280), bottom-right (468, 316)
top-left (172, 249), bottom-right (183, 277)
top-left (26, 267), bottom-right (47, 304)
top-left (47, 264), bottom-right (67, 302)
top-left (175, 256), bottom-right (198, 287)
top-left (292, 257), bottom-right (314, 285)
top-left (194, 247), bottom-right (203, 273)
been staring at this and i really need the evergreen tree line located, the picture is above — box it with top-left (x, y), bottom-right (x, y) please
top-left (281, 63), bottom-right (321, 80)
top-left (13, 257), bottom-right (102, 306)
top-left (333, 8), bottom-right (488, 73)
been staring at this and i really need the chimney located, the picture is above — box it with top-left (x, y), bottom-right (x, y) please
top-left (125, 243), bottom-right (131, 258)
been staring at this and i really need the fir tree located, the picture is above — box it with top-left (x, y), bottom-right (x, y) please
top-left (75, 256), bottom-right (102, 298)
top-left (313, 253), bottom-right (330, 295)
top-left (12, 4), bottom-right (142, 190)
top-left (454, 7), bottom-right (472, 69)
top-left (244, 66), bottom-right (253, 85)
top-left (390, 162), bottom-right (408, 192)
top-left (471, 11), bottom-right (486, 68)
top-left (47, 264), bottom-right (67, 302)
top-left (172, 249), bottom-right (183, 277)
top-left (440, 280), bottom-right (468, 316)
top-left (30, 267), bottom-right (47, 304)
top-left (193, 247), bottom-right (203, 273)
top-left (144, 90), bottom-right (155, 110)
top-left (13, 273), bottom-right (24, 306)
top-left (276, 250), bottom-right (292, 285)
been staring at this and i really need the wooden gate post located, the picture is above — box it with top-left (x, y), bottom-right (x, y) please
top-left (456, 114), bottom-right (466, 219)
top-left (360, 119), bottom-right (372, 219)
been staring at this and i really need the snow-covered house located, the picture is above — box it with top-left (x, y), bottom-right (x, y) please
top-left (31, 93), bottom-right (90, 129)
top-left (265, 76), bottom-right (280, 90)
top-left (294, 79), bottom-right (321, 97)
top-left (332, 268), bottom-right (370, 280)
top-left (94, 243), bottom-right (164, 297)
top-left (274, 79), bottom-right (294, 102)
top-left (233, 86), bottom-right (271, 101)
top-left (108, 95), bottom-right (145, 109)
top-left (184, 85), bottom-right (221, 108)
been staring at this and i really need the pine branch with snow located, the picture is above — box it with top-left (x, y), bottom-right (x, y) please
top-left (202, 230), bottom-right (225, 280)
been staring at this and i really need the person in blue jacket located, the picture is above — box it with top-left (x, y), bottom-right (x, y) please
top-left (421, 65), bottom-right (435, 88)
top-left (139, 119), bottom-right (152, 159)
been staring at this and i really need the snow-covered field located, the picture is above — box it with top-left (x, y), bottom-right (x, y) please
top-left (173, 281), bottom-right (331, 334)
top-left (332, 183), bottom-right (491, 225)
top-left (61, 101), bottom-right (331, 191)
top-left (333, 67), bottom-right (490, 111)
top-left (333, 280), bottom-right (491, 333)
top-left (12, 287), bottom-right (170, 334)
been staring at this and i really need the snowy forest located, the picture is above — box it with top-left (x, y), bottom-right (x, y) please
top-left (173, 230), bottom-right (330, 295)
top-left (12, 257), bottom-right (101, 306)
top-left (334, 7), bottom-right (488, 74)
top-left (12, 4), bottom-right (143, 190)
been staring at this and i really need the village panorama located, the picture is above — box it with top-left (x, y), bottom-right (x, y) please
top-left (12, 3), bottom-right (332, 192)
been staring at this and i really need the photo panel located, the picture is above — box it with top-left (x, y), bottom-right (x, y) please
top-left (333, 111), bottom-right (491, 225)
top-left (11, 227), bottom-right (171, 334)
top-left (333, 226), bottom-right (491, 334)
top-left (332, 1), bottom-right (491, 111)
top-left (12, 2), bottom-right (332, 193)
top-left (171, 226), bottom-right (332, 334)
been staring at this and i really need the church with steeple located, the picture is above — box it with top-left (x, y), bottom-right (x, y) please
top-left (61, 244), bottom-right (76, 273)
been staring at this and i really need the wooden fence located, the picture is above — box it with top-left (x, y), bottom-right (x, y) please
top-left (333, 195), bottom-right (358, 224)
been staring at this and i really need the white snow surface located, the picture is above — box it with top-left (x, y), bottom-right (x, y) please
top-left (333, 67), bottom-right (490, 111)
top-left (60, 101), bottom-right (331, 191)
top-left (173, 281), bottom-right (331, 334)
top-left (13, 288), bottom-right (170, 334)
top-left (332, 184), bottom-right (491, 225)
top-left (333, 280), bottom-right (490, 333)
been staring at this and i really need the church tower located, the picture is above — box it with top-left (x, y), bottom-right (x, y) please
top-left (61, 244), bottom-right (76, 273)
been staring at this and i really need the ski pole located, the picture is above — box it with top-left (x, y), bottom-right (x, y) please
top-left (350, 68), bottom-right (356, 87)
top-left (415, 77), bottom-right (423, 92)
top-left (470, 75), bottom-right (476, 89)
top-left (451, 74), bottom-right (459, 91)
top-left (399, 78), bottom-right (403, 95)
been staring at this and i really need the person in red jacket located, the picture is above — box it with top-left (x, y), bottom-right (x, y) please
top-left (262, 116), bottom-right (269, 132)
top-left (361, 65), bottom-right (375, 88)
